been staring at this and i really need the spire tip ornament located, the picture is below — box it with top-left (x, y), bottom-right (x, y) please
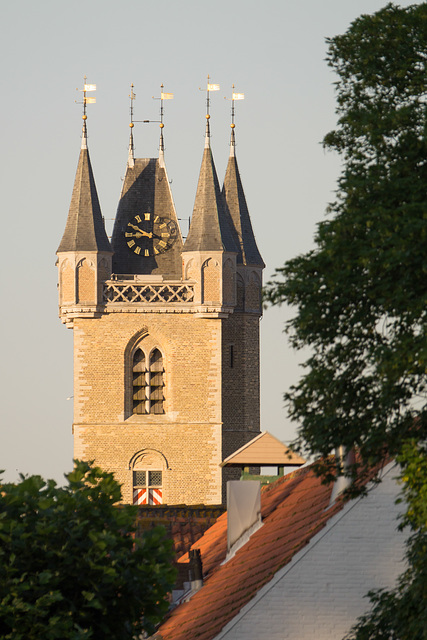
top-left (200, 75), bottom-right (219, 148)
top-left (76, 77), bottom-right (96, 150)
top-left (127, 83), bottom-right (135, 168)
top-left (226, 86), bottom-right (244, 157)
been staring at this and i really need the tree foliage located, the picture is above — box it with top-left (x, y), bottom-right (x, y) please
top-left (264, 3), bottom-right (427, 638)
top-left (264, 2), bottom-right (427, 484)
top-left (0, 461), bottom-right (176, 640)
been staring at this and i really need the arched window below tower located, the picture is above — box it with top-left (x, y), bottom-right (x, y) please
top-left (133, 469), bottom-right (163, 505)
top-left (132, 346), bottom-right (165, 415)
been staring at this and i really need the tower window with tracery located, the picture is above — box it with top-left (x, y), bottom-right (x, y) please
top-left (132, 347), bottom-right (165, 415)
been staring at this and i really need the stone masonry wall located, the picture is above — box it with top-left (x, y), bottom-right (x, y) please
top-left (73, 312), bottom-right (223, 505)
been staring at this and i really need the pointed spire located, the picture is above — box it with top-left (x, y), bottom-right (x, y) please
top-left (156, 85), bottom-right (173, 168)
top-left (184, 113), bottom-right (237, 254)
top-left (205, 115), bottom-right (211, 149)
top-left (81, 116), bottom-right (88, 150)
top-left (222, 122), bottom-right (264, 267)
top-left (128, 125), bottom-right (135, 168)
top-left (57, 116), bottom-right (111, 253)
top-left (159, 124), bottom-right (165, 168)
top-left (229, 124), bottom-right (235, 158)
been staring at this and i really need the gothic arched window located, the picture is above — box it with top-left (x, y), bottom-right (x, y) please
top-left (132, 347), bottom-right (165, 415)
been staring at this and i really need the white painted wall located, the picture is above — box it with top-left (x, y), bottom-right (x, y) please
top-left (214, 463), bottom-right (408, 640)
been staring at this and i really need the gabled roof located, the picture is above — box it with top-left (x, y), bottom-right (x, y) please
top-left (220, 431), bottom-right (305, 467)
top-left (222, 131), bottom-right (264, 267)
top-left (183, 124), bottom-right (237, 254)
top-left (57, 128), bottom-right (111, 253)
top-left (154, 460), bottom-right (383, 640)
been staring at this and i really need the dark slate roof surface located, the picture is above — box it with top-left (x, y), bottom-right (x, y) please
top-left (111, 158), bottom-right (183, 278)
top-left (57, 147), bottom-right (111, 253)
top-left (184, 147), bottom-right (237, 254)
top-left (222, 154), bottom-right (265, 267)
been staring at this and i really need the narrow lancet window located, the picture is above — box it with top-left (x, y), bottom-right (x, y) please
top-left (132, 349), bottom-right (146, 414)
top-left (149, 349), bottom-right (164, 414)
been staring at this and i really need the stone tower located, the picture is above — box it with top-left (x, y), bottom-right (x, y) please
top-left (57, 110), bottom-right (264, 506)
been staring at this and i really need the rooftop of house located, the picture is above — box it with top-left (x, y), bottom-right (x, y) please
top-left (220, 431), bottom-right (306, 468)
top-left (153, 459), bottom-right (384, 640)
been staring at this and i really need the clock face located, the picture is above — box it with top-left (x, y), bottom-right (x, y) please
top-left (124, 213), bottom-right (178, 256)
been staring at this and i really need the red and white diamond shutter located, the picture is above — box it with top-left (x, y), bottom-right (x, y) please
top-left (133, 470), bottom-right (163, 505)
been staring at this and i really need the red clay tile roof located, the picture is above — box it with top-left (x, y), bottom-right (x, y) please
top-left (154, 462), bottom-right (379, 640)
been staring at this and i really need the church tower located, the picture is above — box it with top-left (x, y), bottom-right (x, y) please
top-left (57, 86), bottom-right (264, 506)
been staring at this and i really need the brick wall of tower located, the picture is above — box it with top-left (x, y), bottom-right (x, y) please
top-left (221, 313), bottom-right (261, 451)
top-left (72, 312), bottom-right (223, 505)
top-left (221, 312), bottom-right (261, 501)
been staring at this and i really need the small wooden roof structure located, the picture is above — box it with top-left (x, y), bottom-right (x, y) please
top-left (220, 431), bottom-right (305, 468)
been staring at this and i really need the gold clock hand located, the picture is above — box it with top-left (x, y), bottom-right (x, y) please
top-left (125, 232), bottom-right (144, 239)
top-left (128, 223), bottom-right (153, 238)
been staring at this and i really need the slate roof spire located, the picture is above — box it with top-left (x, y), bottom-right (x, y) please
top-left (222, 121), bottom-right (264, 266)
top-left (57, 115), bottom-right (111, 253)
top-left (184, 113), bottom-right (237, 253)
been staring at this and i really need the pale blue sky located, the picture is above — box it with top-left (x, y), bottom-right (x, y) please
top-left (0, 0), bottom-right (419, 483)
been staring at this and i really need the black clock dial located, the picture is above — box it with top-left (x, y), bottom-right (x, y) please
top-left (152, 216), bottom-right (178, 254)
top-left (125, 214), bottom-right (178, 256)
top-left (124, 213), bottom-right (152, 256)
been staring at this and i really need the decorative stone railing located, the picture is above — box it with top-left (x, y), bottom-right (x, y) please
top-left (103, 281), bottom-right (195, 304)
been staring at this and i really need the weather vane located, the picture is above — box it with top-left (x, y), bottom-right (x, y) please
top-left (200, 74), bottom-right (220, 119)
top-left (130, 83), bottom-right (174, 127)
top-left (76, 75), bottom-right (96, 120)
top-left (225, 84), bottom-right (245, 128)
top-left (129, 83), bottom-right (136, 128)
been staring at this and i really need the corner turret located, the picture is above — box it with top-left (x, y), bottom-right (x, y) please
top-left (56, 102), bottom-right (112, 325)
top-left (222, 96), bottom-right (264, 315)
top-left (182, 108), bottom-right (238, 310)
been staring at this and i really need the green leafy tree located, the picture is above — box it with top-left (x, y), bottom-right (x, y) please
top-left (264, 3), bottom-right (427, 637)
top-left (265, 1), bottom-right (427, 484)
top-left (0, 461), bottom-right (176, 640)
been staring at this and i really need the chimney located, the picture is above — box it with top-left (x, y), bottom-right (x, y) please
top-left (328, 446), bottom-right (356, 506)
top-left (188, 549), bottom-right (203, 591)
top-left (226, 481), bottom-right (262, 559)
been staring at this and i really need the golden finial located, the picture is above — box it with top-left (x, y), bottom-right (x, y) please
top-left (200, 74), bottom-right (220, 118)
top-left (225, 84), bottom-right (245, 128)
top-left (225, 85), bottom-right (244, 157)
top-left (75, 76), bottom-right (96, 149)
top-left (157, 83), bottom-right (174, 127)
top-left (76, 75), bottom-right (97, 119)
